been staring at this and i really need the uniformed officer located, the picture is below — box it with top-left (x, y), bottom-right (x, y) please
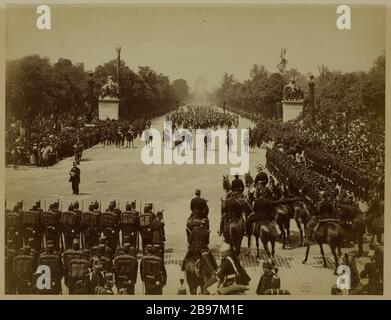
top-left (101, 202), bottom-right (120, 253)
top-left (139, 204), bottom-right (156, 253)
top-left (22, 203), bottom-right (42, 251)
top-left (190, 189), bottom-right (209, 219)
top-left (41, 203), bottom-right (61, 250)
top-left (219, 196), bottom-right (242, 237)
top-left (61, 204), bottom-right (81, 250)
top-left (140, 244), bottom-right (166, 295)
top-left (5, 202), bottom-right (23, 250)
top-left (150, 212), bottom-right (165, 259)
top-left (231, 174), bottom-right (245, 194)
top-left (13, 246), bottom-right (35, 294)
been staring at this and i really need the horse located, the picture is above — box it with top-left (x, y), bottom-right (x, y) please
top-left (247, 220), bottom-right (277, 259)
top-left (338, 204), bottom-right (366, 256)
top-left (272, 204), bottom-right (290, 249)
top-left (220, 198), bottom-right (245, 255)
top-left (184, 253), bottom-right (217, 295)
top-left (302, 220), bottom-right (344, 274)
top-left (292, 200), bottom-right (313, 247)
top-left (222, 175), bottom-right (231, 193)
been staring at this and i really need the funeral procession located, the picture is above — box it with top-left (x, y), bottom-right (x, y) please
top-left (4, 5), bottom-right (385, 296)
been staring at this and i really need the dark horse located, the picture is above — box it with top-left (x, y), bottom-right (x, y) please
top-left (272, 204), bottom-right (290, 249)
top-left (302, 220), bottom-right (344, 274)
top-left (220, 198), bottom-right (245, 255)
top-left (339, 204), bottom-right (366, 256)
top-left (292, 200), bottom-right (313, 247)
top-left (248, 220), bottom-right (277, 258)
top-left (184, 254), bottom-right (216, 295)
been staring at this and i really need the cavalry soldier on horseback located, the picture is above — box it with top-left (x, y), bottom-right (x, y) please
top-left (37, 243), bottom-right (64, 294)
top-left (307, 192), bottom-right (339, 240)
top-left (140, 244), bottom-right (167, 294)
top-left (113, 246), bottom-right (138, 294)
top-left (120, 201), bottom-right (140, 248)
top-left (231, 174), bottom-right (245, 195)
top-left (41, 203), bottom-right (61, 250)
top-left (61, 204), bottom-right (81, 250)
top-left (218, 195), bottom-right (242, 238)
top-left (22, 202), bottom-right (42, 251)
top-left (101, 201), bottom-right (120, 252)
top-left (182, 218), bottom-right (217, 293)
top-left (190, 189), bottom-right (209, 219)
top-left (81, 203), bottom-right (100, 250)
top-left (216, 243), bottom-right (250, 295)
top-left (139, 203), bottom-right (156, 253)
top-left (6, 201), bottom-right (24, 250)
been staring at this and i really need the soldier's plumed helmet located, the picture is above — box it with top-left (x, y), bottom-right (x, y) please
top-left (93, 201), bottom-right (99, 209)
top-left (263, 262), bottom-right (272, 269)
top-left (73, 202), bottom-right (79, 209)
top-left (23, 246), bottom-right (32, 254)
top-left (72, 239), bottom-right (80, 249)
top-left (89, 203), bottom-right (95, 211)
top-left (125, 203), bottom-right (132, 211)
top-left (68, 204), bottom-right (74, 211)
top-left (27, 238), bottom-right (35, 246)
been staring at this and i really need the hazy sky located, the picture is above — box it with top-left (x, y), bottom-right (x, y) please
top-left (6, 4), bottom-right (385, 90)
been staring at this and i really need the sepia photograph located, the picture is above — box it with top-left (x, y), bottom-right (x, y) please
top-left (2, 3), bottom-right (386, 297)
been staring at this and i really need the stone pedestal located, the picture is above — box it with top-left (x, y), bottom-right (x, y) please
top-left (282, 99), bottom-right (304, 122)
top-left (99, 98), bottom-right (119, 120)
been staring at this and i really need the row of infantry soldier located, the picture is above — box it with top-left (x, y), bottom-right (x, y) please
top-left (5, 200), bottom-right (167, 294)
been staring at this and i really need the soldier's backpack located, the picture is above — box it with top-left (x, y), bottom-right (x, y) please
top-left (14, 255), bottom-right (34, 280)
top-left (81, 211), bottom-right (98, 228)
top-left (41, 211), bottom-right (56, 228)
top-left (23, 210), bottom-right (40, 226)
top-left (101, 211), bottom-right (117, 228)
top-left (114, 255), bottom-right (137, 276)
top-left (6, 211), bottom-right (21, 228)
top-left (63, 251), bottom-right (83, 272)
top-left (139, 213), bottom-right (152, 228)
top-left (121, 211), bottom-right (138, 225)
top-left (69, 259), bottom-right (89, 279)
top-left (144, 257), bottom-right (162, 280)
top-left (152, 230), bottom-right (162, 245)
top-left (99, 256), bottom-right (112, 273)
top-left (38, 254), bottom-right (62, 278)
top-left (61, 211), bottom-right (79, 228)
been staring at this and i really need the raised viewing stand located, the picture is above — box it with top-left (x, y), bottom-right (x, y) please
top-left (282, 99), bottom-right (304, 122)
top-left (99, 98), bottom-right (119, 120)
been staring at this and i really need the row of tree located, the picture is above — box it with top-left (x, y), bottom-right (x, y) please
top-left (211, 54), bottom-right (385, 118)
top-left (6, 55), bottom-right (191, 124)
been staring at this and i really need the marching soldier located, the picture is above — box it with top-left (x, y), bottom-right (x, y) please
top-left (37, 243), bottom-right (64, 294)
top-left (5, 201), bottom-right (23, 250)
top-left (150, 211), bottom-right (166, 259)
top-left (101, 202), bottom-right (120, 252)
top-left (62, 239), bottom-right (84, 293)
top-left (13, 246), bottom-right (35, 294)
top-left (81, 203), bottom-right (100, 250)
top-left (120, 201), bottom-right (139, 248)
top-left (41, 203), bottom-right (61, 250)
top-left (5, 240), bottom-right (18, 294)
top-left (139, 203), bottom-right (156, 253)
top-left (140, 244), bottom-right (167, 294)
top-left (61, 204), bottom-right (81, 250)
top-left (113, 246), bottom-right (138, 294)
top-left (22, 203), bottom-right (42, 251)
